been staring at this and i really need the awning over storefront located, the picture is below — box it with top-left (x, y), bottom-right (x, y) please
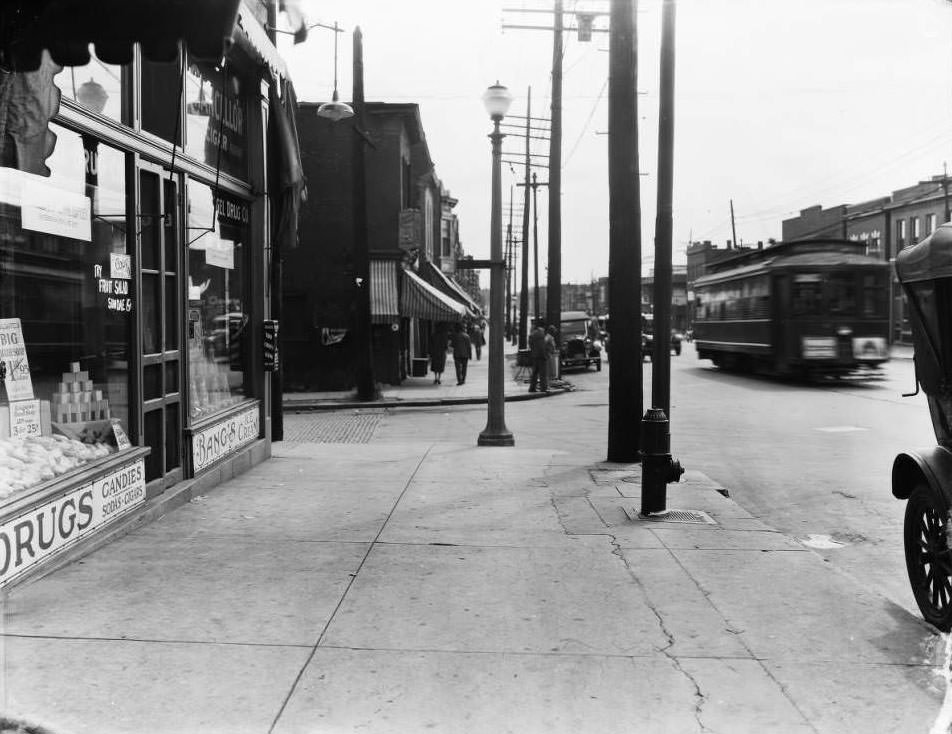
top-left (401, 268), bottom-right (467, 322)
top-left (235, 5), bottom-right (288, 79)
top-left (0, 0), bottom-right (242, 71)
top-left (371, 259), bottom-right (400, 323)
top-left (419, 260), bottom-right (482, 318)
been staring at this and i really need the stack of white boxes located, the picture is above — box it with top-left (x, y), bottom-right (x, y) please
top-left (52, 362), bottom-right (110, 423)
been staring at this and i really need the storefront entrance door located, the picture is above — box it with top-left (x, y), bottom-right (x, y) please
top-left (138, 164), bottom-right (183, 486)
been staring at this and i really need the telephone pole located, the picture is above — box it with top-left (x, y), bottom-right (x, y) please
top-left (547, 0), bottom-right (564, 331)
top-left (502, 4), bottom-right (607, 332)
top-left (520, 87), bottom-right (532, 347)
top-left (607, 0), bottom-right (642, 461)
top-left (730, 198), bottom-right (738, 249)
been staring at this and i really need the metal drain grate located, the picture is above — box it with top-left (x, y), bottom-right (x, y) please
top-left (283, 412), bottom-right (382, 443)
top-left (624, 506), bottom-right (716, 525)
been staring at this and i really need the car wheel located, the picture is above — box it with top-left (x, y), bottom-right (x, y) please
top-left (905, 484), bottom-right (952, 631)
top-left (595, 359), bottom-right (601, 371)
top-left (674, 345), bottom-right (681, 356)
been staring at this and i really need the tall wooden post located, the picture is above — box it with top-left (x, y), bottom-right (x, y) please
top-left (607, 0), bottom-right (643, 461)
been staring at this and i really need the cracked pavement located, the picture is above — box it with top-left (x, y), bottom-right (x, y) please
top-left (0, 419), bottom-right (945, 732)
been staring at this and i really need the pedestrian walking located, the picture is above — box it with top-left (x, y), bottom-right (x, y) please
top-left (528, 320), bottom-right (548, 393)
top-left (430, 324), bottom-right (448, 384)
top-left (546, 325), bottom-right (559, 384)
top-left (470, 322), bottom-right (486, 360)
top-left (451, 322), bottom-right (472, 385)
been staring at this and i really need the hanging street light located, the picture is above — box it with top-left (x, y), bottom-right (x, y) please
top-left (317, 21), bottom-right (354, 122)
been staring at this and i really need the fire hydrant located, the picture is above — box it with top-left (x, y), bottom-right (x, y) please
top-left (641, 408), bottom-right (684, 516)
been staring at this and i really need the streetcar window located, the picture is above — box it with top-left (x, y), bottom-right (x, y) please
top-left (792, 280), bottom-right (824, 315)
top-left (862, 274), bottom-right (886, 317)
top-left (828, 273), bottom-right (856, 314)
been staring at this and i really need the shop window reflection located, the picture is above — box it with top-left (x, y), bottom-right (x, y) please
top-left (0, 125), bottom-right (131, 499)
top-left (54, 53), bottom-right (125, 123)
top-left (187, 181), bottom-right (248, 420)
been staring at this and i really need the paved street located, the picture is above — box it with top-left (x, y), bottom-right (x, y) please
top-left (0, 345), bottom-right (948, 733)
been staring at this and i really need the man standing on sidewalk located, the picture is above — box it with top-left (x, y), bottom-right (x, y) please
top-left (451, 322), bottom-right (472, 385)
top-left (528, 320), bottom-right (548, 393)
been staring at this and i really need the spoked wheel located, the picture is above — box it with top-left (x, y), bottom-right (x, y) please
top-left (904, 484), bottom-right (952, 631)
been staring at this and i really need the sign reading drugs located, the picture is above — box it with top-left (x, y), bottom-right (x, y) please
top-left (0, 458), bottom-right (145, 587)
top-left (0, 318), bottom-right (33, 401)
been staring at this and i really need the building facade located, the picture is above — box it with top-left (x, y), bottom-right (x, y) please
top-left (0, 2), bottom-right (300, 587)
top-left (783, 174), bottom-right (952, 343)
top-left (289, 101), bottom-right (476, 390)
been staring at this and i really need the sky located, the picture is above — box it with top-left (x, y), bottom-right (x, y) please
top-left (275, 0), bottom-right (952, 284)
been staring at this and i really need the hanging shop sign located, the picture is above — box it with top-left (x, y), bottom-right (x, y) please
top-left (0, 456), bottom-right (146, 588)
top-left (20, 176), bottom-right (91, 241)
top-left (192, 404), bottom-right (259, 473)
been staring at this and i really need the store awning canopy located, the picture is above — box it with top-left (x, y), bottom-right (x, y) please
top-left (1, 0), bottom-right (242, 71)
top-left (419, 260), bottom-right (482, 318)
top-left (371, 259), bottom-right (400, 323)
top-left (401, 268), bottom-right (467, 322)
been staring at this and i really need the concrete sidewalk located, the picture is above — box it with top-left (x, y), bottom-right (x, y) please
top-left (283, 341), bottom-right (576, 410)
top-left (0, 399), bottom-right (946, 732)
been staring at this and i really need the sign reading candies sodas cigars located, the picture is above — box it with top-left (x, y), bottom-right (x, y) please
top-left (0, 457), bottom-right (145, 587)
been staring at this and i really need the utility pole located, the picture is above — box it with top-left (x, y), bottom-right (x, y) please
top-left (547, 0), bottom-right (564, 332)
top-left (651, 0), bottom-right (676, 419)
top-left (505, 188), bottom-right (514, 341)
top-left (642, 0), bottom-right (684, 514)
top-left (519, 87), bottom-right (532, 348)
top-left (532, 172), bottom-right (542, 320)
top-left (502, 4), bottom-right (607, 332)
top-left (607, 0), bottom-right (642, 462)
top-left (730, 198), bottom-right (738, 249)
top-left (266, 1), bottom-right (283, 441)
top-left (352, 27), bottom-right (375, 400)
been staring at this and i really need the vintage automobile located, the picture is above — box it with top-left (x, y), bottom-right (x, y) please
top-left (559, 311), bottom-right (602, 371)
top-left (641, 313), bottom-right (682, 360)
top-left (893, 223), bottom-right (952, 630)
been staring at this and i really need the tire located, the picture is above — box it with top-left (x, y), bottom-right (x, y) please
top-left (673, 345), bottom-right (681, 356)
top-left (904, 484), bottom-right (952, 631)
top-left (596, 359), bottom-right (602, 371)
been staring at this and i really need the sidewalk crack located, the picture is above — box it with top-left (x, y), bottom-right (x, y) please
top-left (606, 533), bottom-right (711, 732)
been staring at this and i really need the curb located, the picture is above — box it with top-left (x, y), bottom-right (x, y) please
top-left (283, 385), bottom-right (572, 412)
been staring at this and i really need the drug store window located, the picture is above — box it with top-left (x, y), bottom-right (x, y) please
top-left (186, 181), bottom-right (249, 422)
top-left (0, 124), bottom-right (132, 501)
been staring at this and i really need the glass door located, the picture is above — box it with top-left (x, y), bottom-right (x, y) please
top-left (138, 163), bottom-right (183, 485)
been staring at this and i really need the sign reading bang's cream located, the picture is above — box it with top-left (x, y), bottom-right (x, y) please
top-left (192, 405), bottom-right (259, 473)
top-left (21, 177), bottom-right (91, 241)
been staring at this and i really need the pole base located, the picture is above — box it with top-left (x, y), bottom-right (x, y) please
top-left (477, 428), bottom-right (515, 447)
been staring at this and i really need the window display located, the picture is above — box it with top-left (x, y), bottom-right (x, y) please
top-left (187, 181), bottom-right (248, 420)
top-left (0, 125), bottom-right (132, 500)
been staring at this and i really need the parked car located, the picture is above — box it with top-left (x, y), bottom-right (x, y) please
top-left (559, 311), bottom-right (602, 371)
top-left (641, 313), bottom-right (682, 359)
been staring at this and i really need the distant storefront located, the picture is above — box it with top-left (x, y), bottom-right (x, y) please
top-left (0, 4), bottom-right (300, 587)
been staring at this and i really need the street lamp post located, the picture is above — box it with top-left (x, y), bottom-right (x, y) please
top-left (478, 82), bottom-right (515, 447)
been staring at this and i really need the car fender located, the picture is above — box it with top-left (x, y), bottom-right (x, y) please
top-left (892, 445), bottom-right (952, 504)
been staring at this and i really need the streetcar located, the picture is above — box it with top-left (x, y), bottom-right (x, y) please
top-left (692, 238), bottom-right (890, 378)
top-left (893, 223), bottom-right (952, 630)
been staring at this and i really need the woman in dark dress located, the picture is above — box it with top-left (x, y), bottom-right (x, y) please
top-left (430, 324), bottom-right (448, 384)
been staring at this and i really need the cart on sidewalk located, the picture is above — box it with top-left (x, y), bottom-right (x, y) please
top-left (893, 224), bottom-right (952, 630)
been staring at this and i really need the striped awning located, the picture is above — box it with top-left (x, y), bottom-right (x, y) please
top-left (401, 268), bottom-right (467, 322)
top-left (419, 261), bottom-right (482, 318)
top-left (371, 259), bottom-right (400, 323)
